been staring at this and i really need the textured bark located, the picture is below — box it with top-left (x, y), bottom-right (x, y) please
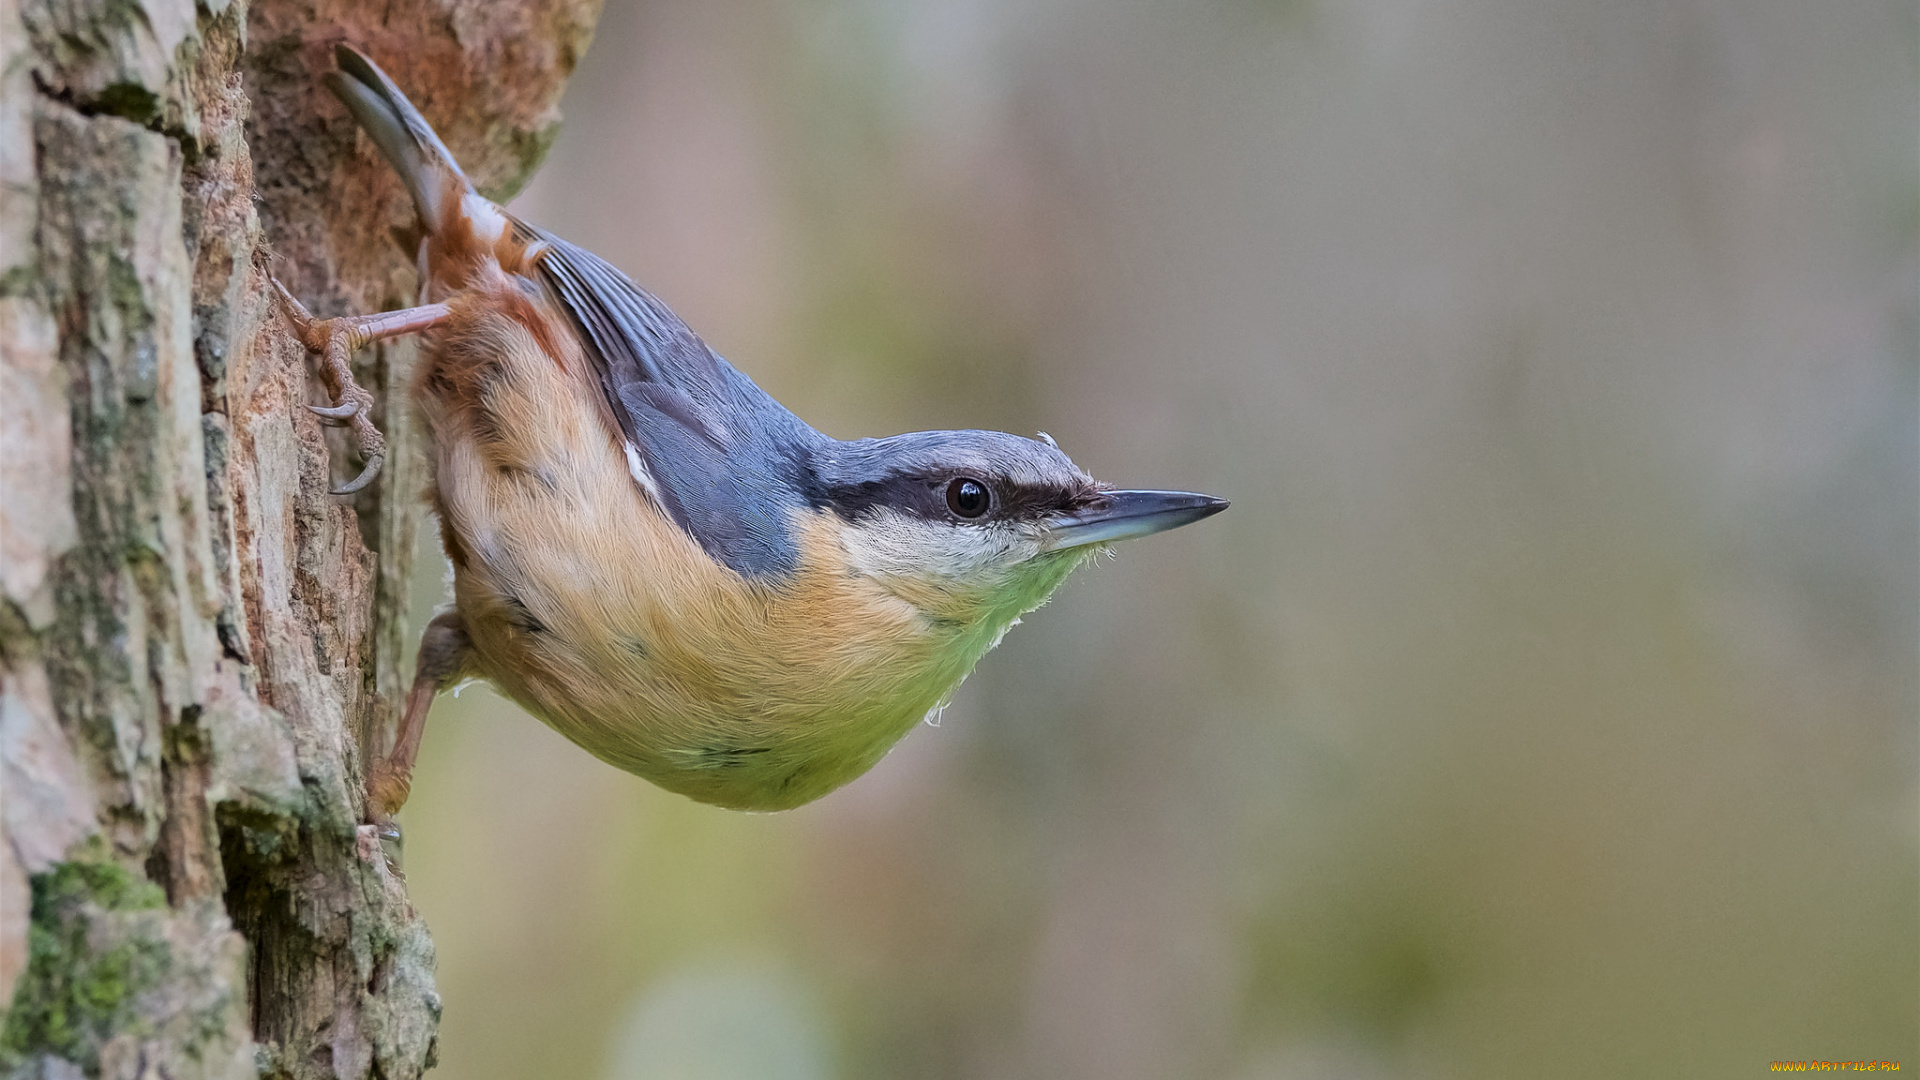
top-left (0, 0), bottom-right (600, 1076)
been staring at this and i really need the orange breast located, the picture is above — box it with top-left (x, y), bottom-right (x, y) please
top-left (411, 281), bottom-right (965, 809)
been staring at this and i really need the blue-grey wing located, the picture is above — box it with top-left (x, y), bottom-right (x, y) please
top-left (518, 222), bottom-right (821, 578)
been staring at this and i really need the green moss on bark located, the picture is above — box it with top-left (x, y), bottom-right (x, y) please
top-left (0, 859), bottom-right (169, 1072)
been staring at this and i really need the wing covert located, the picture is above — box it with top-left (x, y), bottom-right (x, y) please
top-left (512, 219), bottom-right (819, 579)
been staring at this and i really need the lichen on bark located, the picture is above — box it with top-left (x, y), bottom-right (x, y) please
top-left (1, 0), bottom-right (601, 1076)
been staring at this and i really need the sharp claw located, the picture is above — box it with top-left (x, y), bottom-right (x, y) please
top-left (331, 452), bottom-right (384, 496)
top-left (378, 820), bottom-right (405, 875)
top-left (276, 282), bottom-right (393, 495)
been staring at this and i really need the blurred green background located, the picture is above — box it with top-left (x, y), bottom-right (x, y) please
top-left (399, 1), bottom-right (1918, 1077)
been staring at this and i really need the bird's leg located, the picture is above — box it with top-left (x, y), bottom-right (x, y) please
top-left (271, 277), bottom-right (452, 495)
top-left (367, 611), bottom-right (473, 826)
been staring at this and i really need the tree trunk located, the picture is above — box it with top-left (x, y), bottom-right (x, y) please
top-left (1, 0), bottom-right (599, 1076)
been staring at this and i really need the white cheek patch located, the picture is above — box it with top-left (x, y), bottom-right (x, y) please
top-left (837, 511), bottom-right (929, 579)
top-left (838, 509), bottom-right (1039, 581)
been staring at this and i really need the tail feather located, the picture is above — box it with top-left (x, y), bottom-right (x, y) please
top-left (326, 44), bottom-right (473, 235)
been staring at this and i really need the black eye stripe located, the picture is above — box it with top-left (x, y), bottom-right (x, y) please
top-left (820, 471), bottom-right (1102, 524)
top-left (817, 475), bottom-right (947, 521)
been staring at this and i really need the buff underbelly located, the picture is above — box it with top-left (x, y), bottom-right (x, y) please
top-left (414, 298), bottom-right (959, 809)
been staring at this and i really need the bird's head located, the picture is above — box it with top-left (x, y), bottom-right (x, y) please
top-left (810, 430), bottom-right (1227, 636)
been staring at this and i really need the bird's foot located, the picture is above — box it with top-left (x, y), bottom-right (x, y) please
top-left (271, 277), bottom-right (388, 495)
top-left (361, 761), bottom-right (413, 874)
top-left (365, 760), bottom-right (414, 822)
top-left (355, 820), bottom-right (405, 876)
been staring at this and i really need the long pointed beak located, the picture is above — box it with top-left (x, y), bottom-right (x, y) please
top-left (1040, 489), bottom-right (1230, 551)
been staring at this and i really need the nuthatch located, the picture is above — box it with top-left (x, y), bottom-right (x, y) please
top-left (280, 46), bottom-right (1228, 820)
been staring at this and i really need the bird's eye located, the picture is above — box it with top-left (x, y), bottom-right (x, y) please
top-left (946, 477), bottom-right (991, 518)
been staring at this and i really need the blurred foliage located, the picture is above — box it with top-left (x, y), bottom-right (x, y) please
top-left (399, 0), bottom-right (1917, 1077)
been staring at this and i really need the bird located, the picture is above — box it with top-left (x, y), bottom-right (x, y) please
top-left (278, 44), bottom-right (1228, 821)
